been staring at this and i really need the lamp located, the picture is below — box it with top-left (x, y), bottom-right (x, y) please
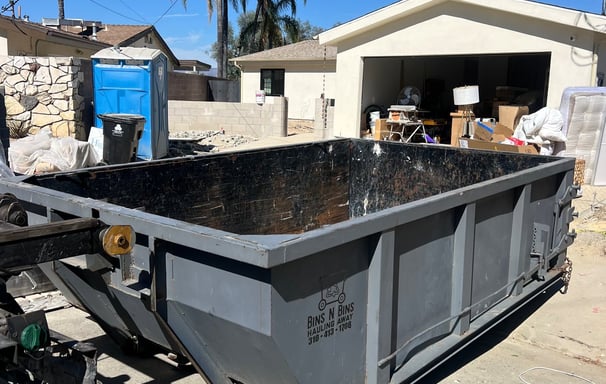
top-left (453, 85), bottom-right (479, 138)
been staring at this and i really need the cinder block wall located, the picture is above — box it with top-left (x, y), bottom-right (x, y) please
top-left (314, 98), bottom-right (335, 139)
top-left (168, 97), bottom-right (288, 138)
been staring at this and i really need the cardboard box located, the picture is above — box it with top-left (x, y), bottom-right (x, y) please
top-left (473, 121), bottom-right (494, 142)
top-left (492, 100), bottom-right (509, 118)
top-left (450, 112), bottom-right (466, 146)
top-left (498, 105), bottom-right (529, 131)
top-left (458, 138), bottom-right (539, 154)
top-left (373, 118), bottom-right (390, 140)
top-left (451, 114), bottom-right (497, 145)
top-left (494, 123), bottom-right (514, 137)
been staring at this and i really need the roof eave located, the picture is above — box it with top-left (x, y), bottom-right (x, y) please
top-left (46, 30), bottom-right (111, 49)
top-left (319, 0), bottom-right (606, 46)
top-left (319, 0), bottom-right (440, 46)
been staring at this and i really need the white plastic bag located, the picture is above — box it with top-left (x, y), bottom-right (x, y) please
top-left (8, 129), bottom-right (101, 175)
top-left (514, 107), bottom-right (567, 144)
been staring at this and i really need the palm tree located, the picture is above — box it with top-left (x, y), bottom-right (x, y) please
top-left (182, 0), bottom-right (246, 78)
top-left (239, 0), bottom-right (304, 53)
top-left (58, 0), bottom-right (65, 19)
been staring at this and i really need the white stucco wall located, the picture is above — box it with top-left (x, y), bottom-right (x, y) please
top-left (239, 61), bottom-right (336, 120)
top-left (0, 30), bottom-right (7, 56)
top-left (323, 2), bottom-right (603, 137)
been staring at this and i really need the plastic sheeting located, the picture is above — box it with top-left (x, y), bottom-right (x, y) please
top-left (8, 129), bottom-right (101, 175)
top-left (513, 107), bottom-right (566, 155)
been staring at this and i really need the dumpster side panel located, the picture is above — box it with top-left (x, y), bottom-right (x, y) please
top-left (155, 241), bottom-right (294, 384)
top-left (157, 237), bottom-right (371, 384)
top-left (392, 210), bottom-right (457, 366)
top-left (34, 141), bottom-right (352, 235)
top-left (348, 141), bottom-right (554, 218)
top-left (165, 301), bottom-right (298, 384)
top-left (159, 242), bottom-right (272, 335)
top-left (271, 238), bottom-right (370, 384)
top-left (470, 190), bottom-right (514, 319)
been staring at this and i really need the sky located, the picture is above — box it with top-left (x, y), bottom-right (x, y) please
top-left (6, 0), bottom-right (606, 67)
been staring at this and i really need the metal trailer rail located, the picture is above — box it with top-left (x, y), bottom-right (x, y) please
top-left (0, 194), bottom-right (134, 383)
top-left (0, 139), bottom-right (578, 384)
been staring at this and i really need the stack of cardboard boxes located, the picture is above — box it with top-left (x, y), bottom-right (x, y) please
top-left (454, 105), bottom-right (539, 154)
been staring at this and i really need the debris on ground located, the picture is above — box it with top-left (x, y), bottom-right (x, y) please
top-left (15, 290), bottom-right (71, 313)
top-left (168, 130), bottom-right (258, 156)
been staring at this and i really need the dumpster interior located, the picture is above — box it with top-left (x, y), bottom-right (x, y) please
top-left (29, 139), bottom-right (557, 234)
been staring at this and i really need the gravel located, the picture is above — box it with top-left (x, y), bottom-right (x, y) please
top-left (168, 130), bottom-right (258, 156)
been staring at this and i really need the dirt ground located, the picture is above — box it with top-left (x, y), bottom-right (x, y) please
top-left (167, 119), bottom-right (314, 156)
top-left (39, 184), bottom-right (606, 383)
top-left (287, 119), bottom-right (315, 135)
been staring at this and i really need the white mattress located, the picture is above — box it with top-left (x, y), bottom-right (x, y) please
top-left (558, 87), bottom-right (606, 184)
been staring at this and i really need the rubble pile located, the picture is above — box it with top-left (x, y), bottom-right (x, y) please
top-left (168, 130), bottom-right (258, 156)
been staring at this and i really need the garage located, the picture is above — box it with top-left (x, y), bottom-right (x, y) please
top-left (361, 52), bottom-right (551, 142)
top-left (318, 0), bottom-right (606, 139)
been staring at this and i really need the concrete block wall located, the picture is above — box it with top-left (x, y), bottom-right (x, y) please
top-left (314, 97), bottom-right (335, 139)
top-left (168, 97), bottom-right (288, 138)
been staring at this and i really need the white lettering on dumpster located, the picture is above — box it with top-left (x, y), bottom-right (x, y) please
top-left (306, 279), bottom-right (355, 345)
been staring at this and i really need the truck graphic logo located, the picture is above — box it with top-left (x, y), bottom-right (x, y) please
top-left (318, 278), bottom-right (346, 311)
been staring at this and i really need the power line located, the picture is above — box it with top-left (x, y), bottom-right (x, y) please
top-left (83, 0), bottom-right (180, 27)
top-left (152, 0), bottom-right (179, 26)
top-left (0, 0), bottom-right (20, 17)
top-left (118, 0), bottom-right (149, 24)
top-left (85, 0), bottom-right (147, 24)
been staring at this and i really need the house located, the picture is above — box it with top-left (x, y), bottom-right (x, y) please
top-left (0, 15), bottom-right (109, 57)
top-left (43, 20), bottom-right (181, 70)
top-left (318, 0), bottom-right (606, 138)
top-left (231, 39), bottom-right (337, 120)
top-left (175, 59), bottom-right (212, 73)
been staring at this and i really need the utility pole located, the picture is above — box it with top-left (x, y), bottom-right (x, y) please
top-left (1, 0), bottom-right (17, 17)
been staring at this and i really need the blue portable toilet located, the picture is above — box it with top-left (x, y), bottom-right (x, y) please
top-left (92, 47), bottom-right (169, 160)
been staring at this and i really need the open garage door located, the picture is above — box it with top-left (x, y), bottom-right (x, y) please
top-left (361, 53), bottom-right (551, 142)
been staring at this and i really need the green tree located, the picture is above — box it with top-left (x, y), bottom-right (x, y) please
top-left (236, 12), bottom-right (322, 55)
top-left (297, 20), bottom-right (324, 41)
top-left (236, 12), bottom-right (257, 55)
top-left (182, 0), bottom-right (246, 78)
top-left (239, 0), bottom-right (306, 53)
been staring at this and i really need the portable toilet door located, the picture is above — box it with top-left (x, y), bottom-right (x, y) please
top-left (92, 47), bottom-right (169, 160)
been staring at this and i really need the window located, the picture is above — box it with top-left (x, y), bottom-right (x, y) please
top-left (260, 69), bottom-right (285, 96)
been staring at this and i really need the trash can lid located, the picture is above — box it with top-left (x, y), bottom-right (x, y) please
top-left (97, 113), bottom-right (146, 124)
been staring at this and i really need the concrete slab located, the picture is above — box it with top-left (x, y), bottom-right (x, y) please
top-left (45, 306), bottom-right (202, 383)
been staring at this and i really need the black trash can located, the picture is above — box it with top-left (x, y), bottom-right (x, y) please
top-left (98, 114), bottom-right (145, 164)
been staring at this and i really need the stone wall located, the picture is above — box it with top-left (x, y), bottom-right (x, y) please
top-left (0, 56), bottom-right (92, 139)
top-left (168, 97), bottom-right (288, 137)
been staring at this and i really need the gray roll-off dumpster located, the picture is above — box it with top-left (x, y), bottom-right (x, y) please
top-left (0, 139), bottom-right (578, 383)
